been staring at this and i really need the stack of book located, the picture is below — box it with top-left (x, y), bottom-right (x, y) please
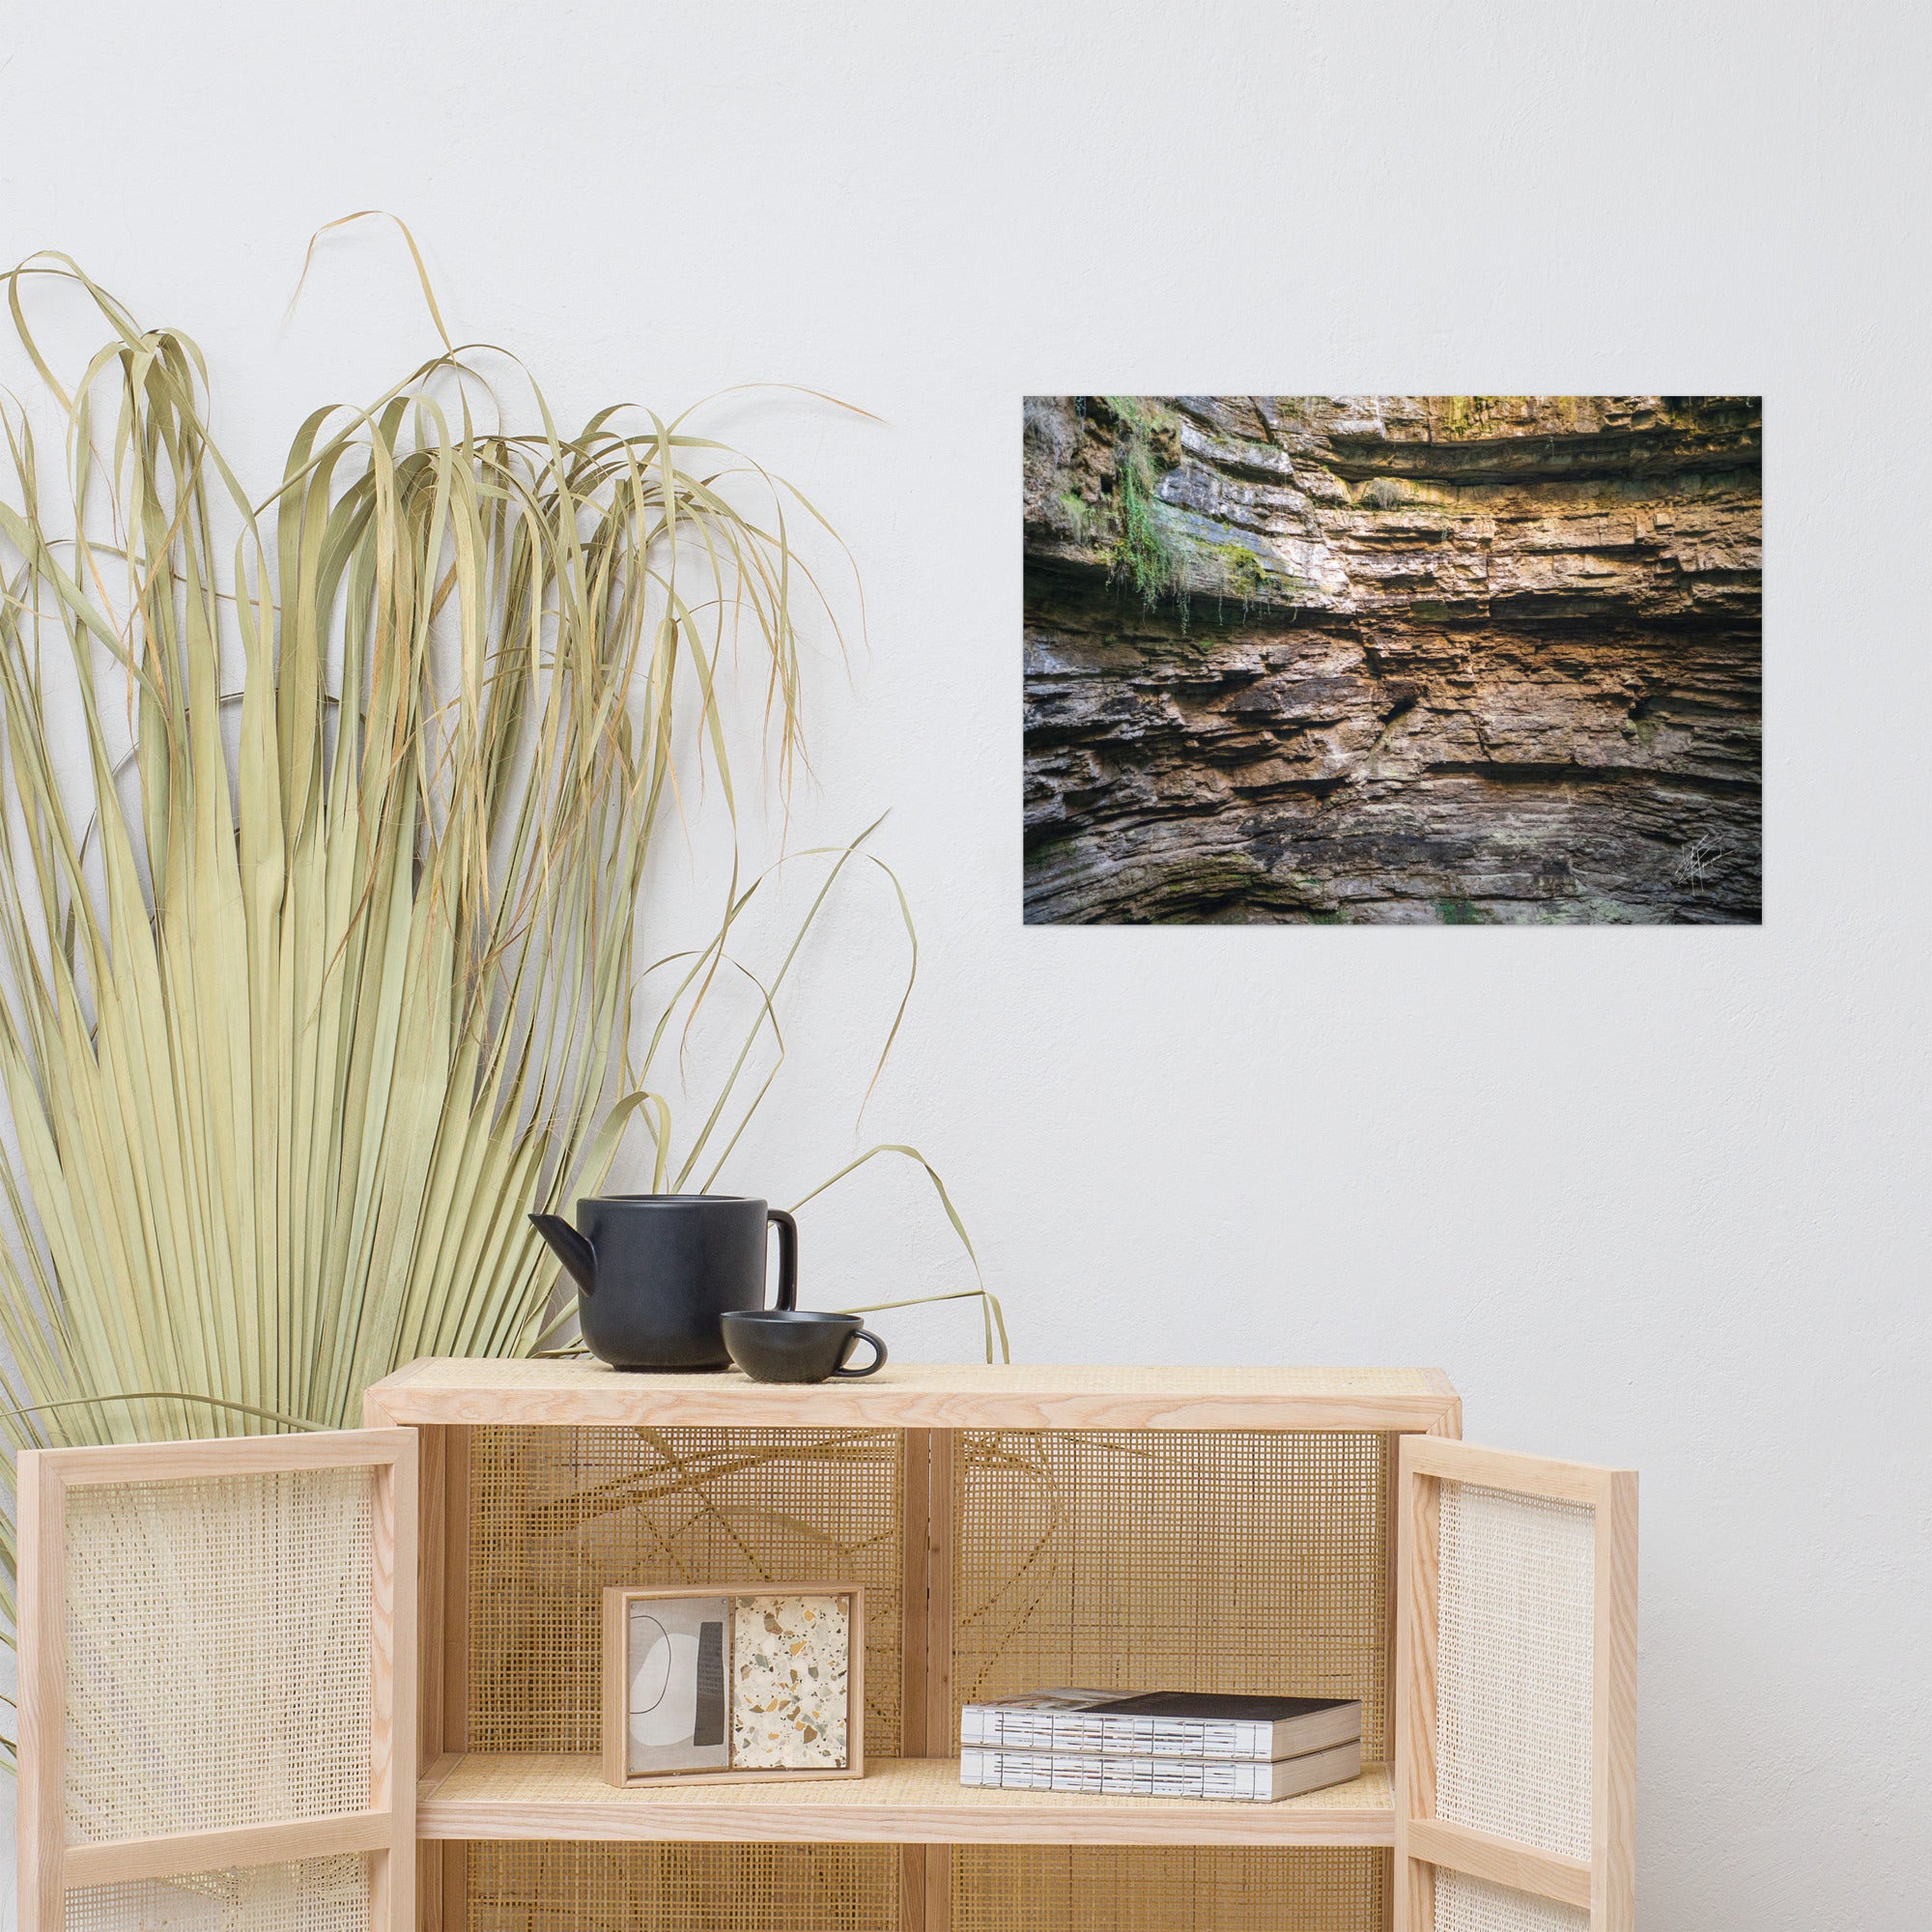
top-left (958, 1689), bottom-right (1362, 1804)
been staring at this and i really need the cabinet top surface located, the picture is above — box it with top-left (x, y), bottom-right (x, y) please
top-left (364, 1357), bottom-right (1460, 1431)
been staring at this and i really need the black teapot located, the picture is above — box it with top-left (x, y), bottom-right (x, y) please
top-left (529, 1194), bottom-right (797, 1371)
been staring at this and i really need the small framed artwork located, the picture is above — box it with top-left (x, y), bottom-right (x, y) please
top-left (601, 1583), bottom-right (865, 1787)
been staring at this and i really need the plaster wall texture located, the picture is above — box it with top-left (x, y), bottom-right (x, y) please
top-left (1, 4), bottom-right (1925, 1926)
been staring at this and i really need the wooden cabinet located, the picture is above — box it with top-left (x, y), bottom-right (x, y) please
top-left (17, 1363), bottom-right (1634, 1932)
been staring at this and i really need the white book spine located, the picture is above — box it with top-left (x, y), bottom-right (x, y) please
top-left (958, 1709), bottom-right (1278, 1761)
top-left (960, 1747), bottom-right (1285, 1802)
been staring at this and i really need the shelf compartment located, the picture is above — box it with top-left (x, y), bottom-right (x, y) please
top-left (952, 1843), bottom-right (1389, 1932)
top-left (416, 1754), bottom-right (1394, 1848)
top-left (952, 1428), bottom-right (1394, 1761)
top-left (464, 1424), bottom-right (907, 1758)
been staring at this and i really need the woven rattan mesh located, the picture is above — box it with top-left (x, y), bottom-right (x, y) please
top-left (63, 1856), bottom-right (370, 1932)
top-left (952, 1847), bottom-right (1387, 1931)
top-left (952, 1431), bottom-right (1392, 1758)
top-left (1435, 1480), bottom-right (1595, 1861)
top-left (63, 1469), bottom-right (374, 1841)
top-left (469, 1426), bottom-right (902, 1755)
top-left (1434, 1870), bottom-right (1590, 1932)
top-left (466, 1841), bottom-right (897, 1932)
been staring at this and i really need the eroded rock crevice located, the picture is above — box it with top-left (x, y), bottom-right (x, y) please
top-left (1023, 395), bottom-right (1762, 924)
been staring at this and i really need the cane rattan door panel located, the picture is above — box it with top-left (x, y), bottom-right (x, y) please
top-left (62, 1856), bottom-right (374, 1932)
top-left (16, 1431), bottom-right (416, 1932)
top-left (1394, 1440), bottom-right (1635, 1932)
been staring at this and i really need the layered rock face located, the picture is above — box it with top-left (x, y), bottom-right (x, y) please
top-left (1023, 396), bottom-right (1762, 923)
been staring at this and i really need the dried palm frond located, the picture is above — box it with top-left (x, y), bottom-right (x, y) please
top-left (0, 238), bottom-right (1001, 1766)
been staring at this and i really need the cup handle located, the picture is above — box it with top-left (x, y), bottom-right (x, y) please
top-left (832, 1328), bottom-right (887, 1378)
top-left (767, 1208), bottom-right (798, 1311)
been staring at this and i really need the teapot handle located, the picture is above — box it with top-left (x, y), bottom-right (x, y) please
top-left (767, 1208), bottom-right (798, 1311)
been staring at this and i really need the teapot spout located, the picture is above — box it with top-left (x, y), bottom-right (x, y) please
top-left (529, 1212), bottom-right (598, 1295)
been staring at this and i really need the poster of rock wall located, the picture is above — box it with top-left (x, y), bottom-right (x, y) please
top-left (1022, 396), bottom-right (1762, 924)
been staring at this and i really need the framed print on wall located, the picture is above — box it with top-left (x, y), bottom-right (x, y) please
top-left (1022, 394), bottom-right (1762, 926)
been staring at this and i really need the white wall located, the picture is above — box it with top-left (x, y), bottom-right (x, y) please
top-left (4, 3), bottom-right (1927, 1924)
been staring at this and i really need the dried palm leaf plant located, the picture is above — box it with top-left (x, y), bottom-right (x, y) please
top-left (0, 235), bottom-right (1002, 1764)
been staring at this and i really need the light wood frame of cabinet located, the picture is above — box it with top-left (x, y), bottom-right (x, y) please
top-left (1394, 1436), bottom-right (1638, 1932)
top-left (14, 1364), bottom-right (1636, 1932)
top-left (601, 1582), bottom-right (866, 1787)
top-left (14, 1428), bottom-right (417, 1932)
top-left (364, 1360), bottom-right (1467, 1932)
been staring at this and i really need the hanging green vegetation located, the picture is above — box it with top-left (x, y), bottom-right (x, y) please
top-left (0, 232), bottom-right (1002, 1762)
top-left (1100, 396), bottom-right (1186, 619)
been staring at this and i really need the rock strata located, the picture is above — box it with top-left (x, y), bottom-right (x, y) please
top-left (1023, 396), bottom-right (1762, 923)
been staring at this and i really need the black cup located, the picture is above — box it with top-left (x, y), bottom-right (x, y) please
top-left (721, 1310), bottom-right (888, 1383)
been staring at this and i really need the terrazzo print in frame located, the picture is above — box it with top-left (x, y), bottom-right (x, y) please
top-left (602, 1584), bottom-right (865, 1786)
top-left (731, 1593), bottom-right (854, 1770)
